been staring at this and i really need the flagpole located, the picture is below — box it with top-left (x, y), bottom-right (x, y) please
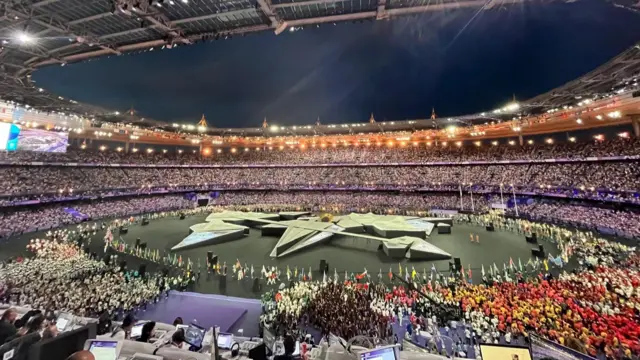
top-left (499, 183), bottom-right (505, 206)
top-left (459, 183), bottom-right (463, 211)
top-left (470, 186), bottom-right (475, 213)
top-left (512, 185), bottom-right (519, 217)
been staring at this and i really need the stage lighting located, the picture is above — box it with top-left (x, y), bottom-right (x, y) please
top-left (15, 32), bottom-right (33, 44)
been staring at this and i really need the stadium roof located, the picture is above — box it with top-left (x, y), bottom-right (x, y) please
top-left (0, 0), bottom-right (638, 126)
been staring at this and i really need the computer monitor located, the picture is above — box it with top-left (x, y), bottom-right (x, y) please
top-left (84, 340), bottom-right (122, 360)
top-left (479, 343), bottom-right (533, 360)
top-left (184, 324), bottom-right (206, 348)
top-left (217, 332), bottom-right (234, 349)
top-left (29, 323), bottom-right (97, 360)
top-left (55, 312), bottom-right (74, 332)
top-left (130, 322), bottom-right (147, 339)
top-left (358, 345), bottom-right (399, 360)
top-left (176, 324), bottom-right (189, 331)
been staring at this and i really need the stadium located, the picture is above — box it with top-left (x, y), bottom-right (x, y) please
top-left (0, 1), bottom-right (640, 360)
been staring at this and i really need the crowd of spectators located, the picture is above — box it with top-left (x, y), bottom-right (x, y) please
top-left (0, 137), bottom-right (637, 165)
top-left (0, 162), bottom-right (637, 203)
top-left (1, 190), bottom-right (639, 240)
top-left (511, 202), bottom-right (640, 239)
top-left (0, 195), bottom-right (194, 239)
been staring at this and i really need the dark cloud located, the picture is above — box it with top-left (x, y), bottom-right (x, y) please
top-left (33, 0), bottom-right (640, 127)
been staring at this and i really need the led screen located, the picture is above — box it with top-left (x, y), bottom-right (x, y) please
top-left (17, 128), bottom-right (68, 152)
top-left (0, 122), bottom-right (20, 151)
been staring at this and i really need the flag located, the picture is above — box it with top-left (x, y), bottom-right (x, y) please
top-left (518, 258), bottom-right (523, 272)
top-left (334, 268), bottom-right (338, 283)
top-left (543, 259), bottom-right (549, 271)
top-left (344, 270), bottom-right (348, 282)
top-left (460, 264), bottom-right (465, 280)
top-left (431, 263), bottom-right (437, 273)
top-left (308, 267), bottom-right (312, 281)
top-left (411, 267), bottom-right (417, 280)
top-left (509, 257), bottom-right (514, 271)
top-left (251, 265), bottom-right (255, 279)
top-left (422, 268), bottom-right (427, 282)
top-left (467, 265), bottom-right (472, 280)
top-left (398, 263), bottom-right (403, 276)
top-left (481, 264), bottom-right (485, 277)
top-left (388, 268), bottom-right (393, 281)
top-left (323, 271), bottom-right (327, 283)
top-left (286, 266), bottom-right (290, 281)
top-left (356, 268), bottom-right (367, 280)
top-left (493, 263), bottom-right (499, 274)
top-left (294, 267), bottom-right (298, 278)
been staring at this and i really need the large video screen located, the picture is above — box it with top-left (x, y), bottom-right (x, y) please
top-left (0, 123), bottom-right (20, 151)
top-left (17, 128), bottom-right (69, 153)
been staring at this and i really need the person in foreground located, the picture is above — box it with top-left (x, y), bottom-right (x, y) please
top-left (0, 308), bottom-right (18, 344)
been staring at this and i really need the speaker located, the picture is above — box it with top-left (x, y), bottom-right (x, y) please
top-left (139, 264), bottom-right (147, 277)
top-left (531, 244), bottom-right (545, 258)
top-left (142, 218), bottom-right (149, 226)
top-left (252, 278), bottom-right (261, 293)
top-left (319, 260), bottom-right (328, 273)
top-left (454, 258), bottom-right (461, 271)
top-left (135, 238), bottom-right (141, 247)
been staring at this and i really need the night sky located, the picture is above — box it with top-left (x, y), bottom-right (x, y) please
top-left (33, 0), bottom-right (640, 127)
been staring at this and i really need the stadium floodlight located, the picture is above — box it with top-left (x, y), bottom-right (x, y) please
top-left (181, 0), bottom-right (188, 3)
top-left (15, 31), bottom-right (34, 44)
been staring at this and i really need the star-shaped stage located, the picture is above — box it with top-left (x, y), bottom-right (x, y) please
top-left (171, 211), bottom-right (453, 261)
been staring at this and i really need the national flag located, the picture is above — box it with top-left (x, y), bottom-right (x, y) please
top-left (411, 267), bottom-right (417, 280)
top-left (308, 267), bottom-right (312, 281)
top-left (543, 259), bottom-right (549, 271)
top-left (388, 268), bottom-right (393, 281)
top-left (509, 257), bottom-right (514, 271)
top-left (323, 271), bottom-right (327, 283)
top-left (481, 264), bottom-right (485, 277)
top-left (518, 258), bottom-right (523, 272)
top-left (398, 263), bottom-right (402, 276)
